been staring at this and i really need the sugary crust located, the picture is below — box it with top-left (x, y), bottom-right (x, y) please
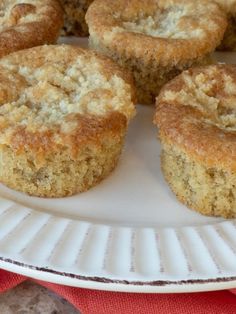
top-left (0, 44), bottom-right (136, 166)
top-left (86, 0), bottom-right (227, 66)
top-left (154, 65), bottom-right (236, 172)
top-left (10, 111), bottom-right (127, 162)
top-left (0, 0), bottom-right (63, 57)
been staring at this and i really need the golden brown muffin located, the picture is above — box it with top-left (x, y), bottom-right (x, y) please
top-left (214, 0), bottom-right (236, 50)
top-left (154, 64), bottom-right (236, 218)
top-left (0, 0), bottom-right (63, 58)
top-left (86, 0), bottom-right (227, 105)
top-left (60, 0), bottom-right (93, 36)
top-left (0, 45), bottom-right (136, 197)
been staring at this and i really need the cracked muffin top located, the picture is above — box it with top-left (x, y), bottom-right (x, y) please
top-left (86, 0), bottom-right (227, 65)
top-left (0, 45), bottom-right (136, 158)
top-left (155, 65), bottom-right (236, 171)
top-left (0, 0), bottom-right (63, 57)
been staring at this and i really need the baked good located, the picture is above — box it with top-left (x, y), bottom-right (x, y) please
top-left (154, 64), bottom-right (236, 218)
top-left (0, 45), bottom-right (136, 197)
top-left (0, 0), bottom-right (63, 58)
top-left (60, 0), bottom-right (93, 36)
top-left (214, 0), bottom-right (236, 50)
top-left (86, 0), bottom-right (227, 105)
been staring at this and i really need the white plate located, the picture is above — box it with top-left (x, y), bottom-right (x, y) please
top-left (0, 39), bottom-right (236, 293)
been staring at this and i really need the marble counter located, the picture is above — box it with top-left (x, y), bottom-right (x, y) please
top-left (0, 281), bottom-right (79, 313)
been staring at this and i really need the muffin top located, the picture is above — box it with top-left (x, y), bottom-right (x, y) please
top-left (0, 45), bottom-right (135, 161)
top-left (0, 0), bottom-right (63, 57)
top-left (154, 65), bottom-right (236, 171)
top-left (86, 0), bottom-right (227, 65)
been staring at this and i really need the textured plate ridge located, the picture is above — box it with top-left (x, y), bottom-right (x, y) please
top-left (0, 199), bottom-right (236, 292)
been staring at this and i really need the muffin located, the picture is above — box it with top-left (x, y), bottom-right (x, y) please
top-left (60, 0), bottom-right (93, 36)
top-left (0, 45), bottom-right (136, 197)
top-left (86, 0), bottom-right (227, 105)
top-left (0, 0), bottom-right (63, 58)
top-left (214, 0), bottom-right (236, 50)
top-left (154, 64), bottom-right (236, 218)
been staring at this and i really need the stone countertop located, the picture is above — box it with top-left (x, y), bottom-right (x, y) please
top-left (0, 281), bottom-right (80, 313)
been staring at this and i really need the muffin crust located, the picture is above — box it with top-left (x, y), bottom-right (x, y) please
top-left (0, 0), bottom-right (63, 57)
top-left (86, 0), bottom-right (227, 104)
top-left (155, 65), bottom-right (236, 218)
top-left (0, 45), bottom-right (136, 197)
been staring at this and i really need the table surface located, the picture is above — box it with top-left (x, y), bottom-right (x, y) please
top-left (0, 281), bottom-right (79, 313)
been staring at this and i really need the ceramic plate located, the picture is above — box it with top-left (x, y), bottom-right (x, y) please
top-left (0, 38), bottom-right (236, 293)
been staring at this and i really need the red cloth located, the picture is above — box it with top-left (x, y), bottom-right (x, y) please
top-left (0, 269), bottom-right (236, 314)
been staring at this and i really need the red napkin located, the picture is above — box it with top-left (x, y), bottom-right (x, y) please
top-left (0, 269), bottom-right (236, 314)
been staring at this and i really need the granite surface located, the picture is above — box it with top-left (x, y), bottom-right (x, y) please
top-left (0, 281), bottom-right (79, 313)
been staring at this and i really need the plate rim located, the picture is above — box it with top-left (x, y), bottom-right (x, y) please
top-left (0, 197), bottom-right (236, 293)
top-left (1, 257), bottom-right (236, 293)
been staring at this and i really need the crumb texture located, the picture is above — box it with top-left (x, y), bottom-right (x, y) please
top-left (0, 0), bottom-right (63, 57)
top-left (60, 0), bottom-right (93, 36)
top-left (155, 64), bottom-right (236, 218)
top-left (162, 145), bottom-right (236, 218)
top-left (0, 131), bottom-right (124, 197)
top-left (0, 45), bottom-right (135, 197)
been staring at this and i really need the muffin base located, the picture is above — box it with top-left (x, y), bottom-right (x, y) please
top-left (161, 144), bottom-right (236, 219)
top-left (60, 0), bottom-right (93, 36)
top-left (0, 134), bottom-right (124, 198)
top-left (90, 40), bottom-right (211, 104)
